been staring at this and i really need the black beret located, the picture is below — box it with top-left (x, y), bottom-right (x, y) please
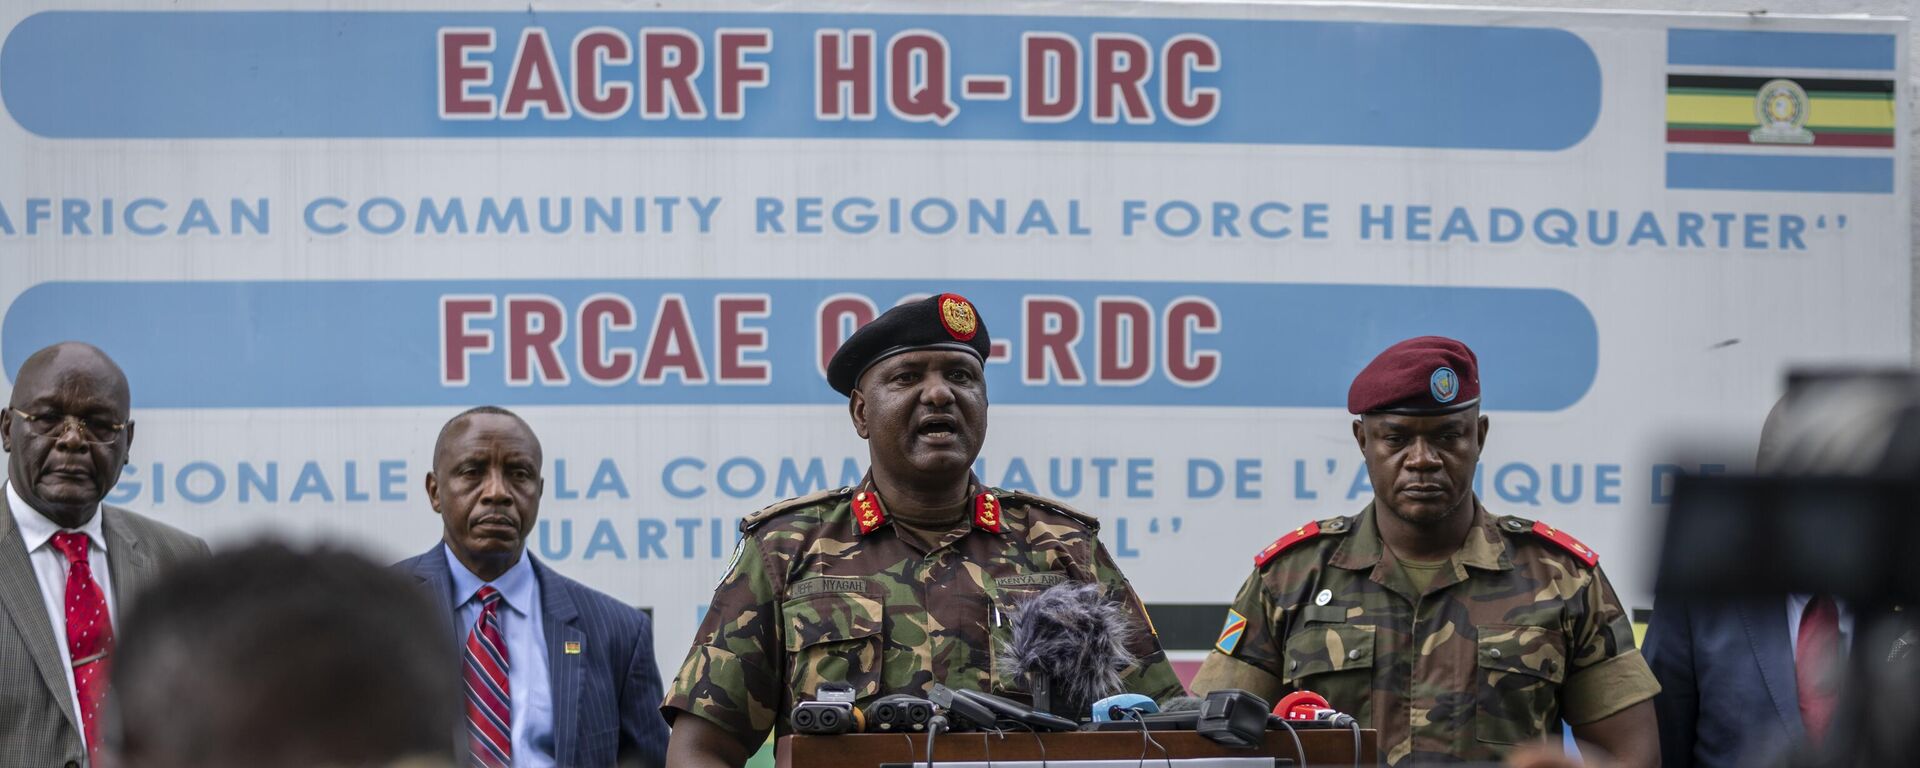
top-left (827, 293), bottom-right (990, 396)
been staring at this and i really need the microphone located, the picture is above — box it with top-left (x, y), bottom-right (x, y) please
top-left (1274, 691), bottom-right (1331, 721)
top-left (996, 580), bottom-right (1139, 717)
top-left (791, 682), bottom-right (865, 734)
top-left (928, 684), bottom-right (997, 732)
top-left (929, 684), bottom-right (1079, 732)
top-left (1196, 689), bottom-right (1270, 748)
top-left (866, 694), bottom-right (936, 732)
top-left (1274, 690), bottom-right (1357, 728)
top-left (1090, 693), bottom-right (1160, 722)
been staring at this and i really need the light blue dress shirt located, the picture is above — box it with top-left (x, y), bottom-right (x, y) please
top-left (446, 545), bottom-right (556, 767)
top-left (1786, 593), bottom-right (1854, 657)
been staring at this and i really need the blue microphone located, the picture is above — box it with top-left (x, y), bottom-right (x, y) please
top-left (1090, 693), bottom-right (1160, 722)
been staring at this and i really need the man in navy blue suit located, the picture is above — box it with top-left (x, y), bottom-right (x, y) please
top-left (1644, 398), bottom-right (1854, 768)
top-left (398, 406), bottom-right (668, 768)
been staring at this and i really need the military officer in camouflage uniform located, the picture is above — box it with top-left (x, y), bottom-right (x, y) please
top-left (663, 293), bottom-right (1185, 767)
top-left (1191, 336), bottom-right (1660, 767)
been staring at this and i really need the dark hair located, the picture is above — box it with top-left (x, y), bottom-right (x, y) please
top-left (109, 541), bottom-right (458, 768)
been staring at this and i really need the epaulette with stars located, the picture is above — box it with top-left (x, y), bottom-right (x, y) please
top-left (1498, 515), bottom-right (1599, 567)
top-left (1255, 516), bottom-right (1353, 567)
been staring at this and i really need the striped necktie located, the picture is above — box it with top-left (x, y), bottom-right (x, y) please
top-left (464, 586), bottom-right (512, 767)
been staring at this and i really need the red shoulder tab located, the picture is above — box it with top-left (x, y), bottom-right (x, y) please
top-left (852, 490), bottom-right (889, 536)
top-left (1255, 521), bottom-right (1321, 568)
top-left (1530, 520), bottom-right (1599, 567)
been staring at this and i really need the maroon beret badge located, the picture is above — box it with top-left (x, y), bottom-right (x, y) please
top-left (1430, 366), bottom-right (1458, 403)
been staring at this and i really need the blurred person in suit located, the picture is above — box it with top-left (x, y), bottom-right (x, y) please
top-left (108, 541), bottom-right (459, 768)
top-left (0, 341), bottom-right (208, 768)
top-left (397, 405), bottom-right (669, 768)
top-left (1646, 393), bottom-right (1867, 766)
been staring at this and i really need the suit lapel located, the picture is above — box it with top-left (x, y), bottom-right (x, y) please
top-left (101, 506), bottom-right (153, 611)
top-left (409, 545), bottom-right (459, 625)
top-left (1740, 598), bottom-right (1806, 742)
top-left (535, 558), bottom-right (584, 768)
top-left (0, 492), bottom-right (81, 736)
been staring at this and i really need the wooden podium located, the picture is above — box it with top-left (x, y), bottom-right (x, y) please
top-left (779, 728), bottom-right (1378, 767)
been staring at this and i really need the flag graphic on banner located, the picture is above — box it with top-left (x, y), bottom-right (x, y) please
top-left (1664, 29), bottom-right (1899, 194)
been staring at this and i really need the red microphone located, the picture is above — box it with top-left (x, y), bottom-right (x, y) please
top-left (1274, 691), bottom-right (1332, 721)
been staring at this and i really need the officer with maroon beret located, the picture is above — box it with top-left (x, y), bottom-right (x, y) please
top-left (1191, 336), bottom-right (1660, 767)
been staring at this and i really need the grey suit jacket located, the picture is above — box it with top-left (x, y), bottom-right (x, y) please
top-left (0, 493), bottom-right (209, 768)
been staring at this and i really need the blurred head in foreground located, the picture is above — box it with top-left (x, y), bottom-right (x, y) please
top-left (108, 541), bottom-right (458, 768)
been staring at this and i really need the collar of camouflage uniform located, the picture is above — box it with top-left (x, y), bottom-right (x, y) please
top-left (850, 475), bottom-right (1006, 536)
top-left (1327, 502), bottom-right (1516, 573)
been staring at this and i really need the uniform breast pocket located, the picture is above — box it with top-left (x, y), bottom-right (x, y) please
top-left (1283, 622), bottom-right (1376, 715)
top-left (1474, 624), bottom-right (1567, 745)
top-left (782, 592), bottom-right (886, 702)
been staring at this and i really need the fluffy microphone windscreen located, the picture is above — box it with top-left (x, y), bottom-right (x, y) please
top-left (996, 580), bottom-right (1140, 716)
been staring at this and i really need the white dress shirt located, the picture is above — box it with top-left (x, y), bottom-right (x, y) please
top-left (6, 480), bottom-right (116, 742)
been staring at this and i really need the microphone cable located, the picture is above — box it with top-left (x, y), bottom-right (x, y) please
top-left (924, 713), bottom-right (947, 767)
top-left (1345, 718), bottom-right (1362, 768)
top-left (897, 732), bottom-right (917, 768)
top-left (1024, 726), bottom-right (1049, 768)
top-left (1271, 715), bottom-right (1308, 768)
top-left (1129, 709), bottom-right (1172, 768)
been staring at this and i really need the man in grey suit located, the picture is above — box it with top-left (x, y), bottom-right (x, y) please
top-left (0, 342), bottom-right (208, 768)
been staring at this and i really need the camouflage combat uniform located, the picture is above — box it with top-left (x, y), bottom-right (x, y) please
top-left (663, 480), bottom-right (1185, 741)
top-left (1190, 501), bottom-right (1659, 766)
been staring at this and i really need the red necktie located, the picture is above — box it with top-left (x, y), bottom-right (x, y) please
top-left (1795, 595), bottom-right (1841, 743)
top-left (464, 586), bottom-right (512, 768)
top-left (50, 532), bottom-right (112, 765)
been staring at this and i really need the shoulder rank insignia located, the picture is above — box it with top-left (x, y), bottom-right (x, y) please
top-left (1507, 517), bottom-right (1599, 567)
top-left (1256, 521), bottom-right (1322, 567)
top-left (973, 491), bottom-right (1003, 533)
top-left (1215, 609), bottom-right (1249, 655)
top-left (852, 489), bottom-right (890, 535)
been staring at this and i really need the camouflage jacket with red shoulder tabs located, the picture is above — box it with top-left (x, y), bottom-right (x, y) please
top-left (662, 482), bottom-right (1186, 743)
top-left (1190, 501), bottom-right (1658, 767)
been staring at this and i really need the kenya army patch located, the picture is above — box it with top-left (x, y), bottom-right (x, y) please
top-left (995, 572), bottom-right (1068, 588)
top-left (1216, 609), bottom-right (1249, 655)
